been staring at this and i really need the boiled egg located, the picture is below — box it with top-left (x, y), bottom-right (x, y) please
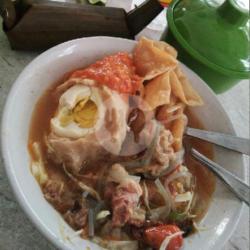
top-left (51, 84), bottom-right (106, 138)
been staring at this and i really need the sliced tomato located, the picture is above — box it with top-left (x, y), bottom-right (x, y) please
top-left (144, 224), bottom-right (183, 250)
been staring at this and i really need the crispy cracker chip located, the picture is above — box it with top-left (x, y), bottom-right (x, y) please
top-left (170, 66), bottom-right (203, 106)
top-left (156, 102), bottom-right (185, 124)
top-left (152, 40), bottom-right (178, 58)
top-left (171, 105), bottom-right (187, 152)
top-left (134, 37), bottom-right (178, 80)
top-left (144, 72), bottom-right (171, 110)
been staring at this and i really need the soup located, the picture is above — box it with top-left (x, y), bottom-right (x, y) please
top-left (28, 37), bottom-right (215, 250)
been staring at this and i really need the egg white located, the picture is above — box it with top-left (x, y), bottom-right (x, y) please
top-left (51, 84), bottom-right (106, 139)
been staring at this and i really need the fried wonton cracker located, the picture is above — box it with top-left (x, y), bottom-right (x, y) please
top-left (151, 39), bottom-right (178, 58)
top-left (170, 66), bottom-right (203, 106)
top-left (156, 102), bottom-right (185, 125)
top-left (144, 71), bottom-right (171, 110)
top-left (171, 104), bottom-right (187, 152)
top-left (133, 37), bottom-right (178, 80)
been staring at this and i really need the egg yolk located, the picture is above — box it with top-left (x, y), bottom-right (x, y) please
top-left (60, 97), bottom-right (98, 128)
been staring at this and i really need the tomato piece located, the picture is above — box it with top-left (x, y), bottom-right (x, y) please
top-left (144, 225), bottom-right (183, 250)
top-left (70, 52), bottom-right (142, 94)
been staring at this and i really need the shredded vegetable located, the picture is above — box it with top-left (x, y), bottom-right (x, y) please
top-left (130, 175), bottom-right (141, 183)
top-left (142, 122), bottom-right (161, 167)
top-left (63, 165), bottom-right (101, 201)
top-left (193, 222), bottom-right (214, 232)
top-left (155, 179), bottom-right (170, 205)
top-left (121, 123), bottom-right (161, 170)
top-left (164, 114), bottom-right (187, 125)
top-left (156, 164), bottom-right (179, 179)
top-left (159, 231), bottom-right (184, 250)
top-left (31, 142), bottom-right (48, 185)
top-left (155, 179), bottom-right (172, 216)
top-left (168, 211), bottom-right (187, 222)
top-left (149, 206), bottom-right (170, 221)
top-left (171, 149), bottom-right (185, 167)
top-left (32, 142), bottom-right (42, 160)
top-left (59, 217), bottom-right (83, 244)
top-left (143, 181), bottom-right (151, 212)
top-left (82, 191), bottom-right (89, 198)
top-left (175, 191), bottom-right (193, 203)
top-left (154, 150), bottom-right (185, 179)
top-left (92, 237), bottom-right (138, 250)
top-left (183, 192), bottom-right (194, 214)
top-left (166, 104), bottom-right (183, 114)
top-left (165, 170), bottom-right (192, 186)
top-left (166, 184), bottom-right (176, 210)
top-left (96, 210), bottom-right (111, 220)
top-left (67, 229), bottom-right (84, 240)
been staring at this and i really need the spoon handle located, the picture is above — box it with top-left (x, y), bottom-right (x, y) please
top-left (186, 127), bottom-right (250, 155)
top-left (191, 148), bottom-right (250, 206)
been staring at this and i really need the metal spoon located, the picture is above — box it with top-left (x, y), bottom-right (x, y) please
top-left (186, 127), bottom-right (250, 155)
top-left (191, 148), bottom-right (250, 206)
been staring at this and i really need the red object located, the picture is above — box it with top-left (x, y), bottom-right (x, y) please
top-left (159, 0), bottom-right (172, 7)
top-left (70, 52), bottom-right (142, 94)
top-left (144, 225), bottom-right (183, 250)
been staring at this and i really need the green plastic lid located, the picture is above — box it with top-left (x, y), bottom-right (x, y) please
top-left (168, 0), bottom-right (250, 77)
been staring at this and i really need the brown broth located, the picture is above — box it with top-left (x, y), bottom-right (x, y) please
top-left (28, 73), bottom-right (70, 179)
top-left (28, 82), bottom-right (216, 225)
top-left (185, 108), bottom-right (216, 221)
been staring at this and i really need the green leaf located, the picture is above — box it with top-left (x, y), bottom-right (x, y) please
top-left (168, 211), bottom-right (187, 222)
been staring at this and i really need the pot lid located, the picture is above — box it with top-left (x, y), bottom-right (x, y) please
top-left (168, 0), bottom-right (250, 77)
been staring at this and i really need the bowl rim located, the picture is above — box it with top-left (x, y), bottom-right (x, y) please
top-left (1, 36), bottom-right (245, 250)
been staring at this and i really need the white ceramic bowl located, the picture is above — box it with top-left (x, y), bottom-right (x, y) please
top-left (1, 37), bottom-right (245, 250)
